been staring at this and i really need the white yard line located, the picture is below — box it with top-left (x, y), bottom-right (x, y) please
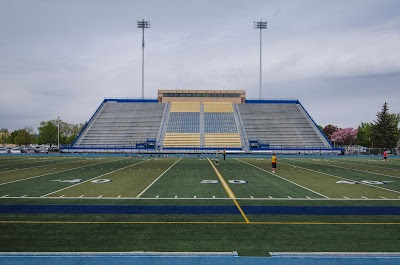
top-left (41, 160), bottom-right (150, 197)
top-left (282, 161), bottom-right (400, 195)
top-left (0, 157), bottom-right (65, 168)
top-left (235, 159), bottom-right (330, 199)
top-left (0, 158), bottom-right (126, 187)
top-left (289, 158), bottom-right (400, 179)
top-left (328, 159), bottom-right (400, 171)
top-left (136, 158), bottom-right (182, 198)
top-left (0, 159), bottom-right (80, 174)
top-left (2, 196), bottom-right (399, 201)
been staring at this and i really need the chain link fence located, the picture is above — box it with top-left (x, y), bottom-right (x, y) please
top-left (344, 146), bottom-right (399, 156)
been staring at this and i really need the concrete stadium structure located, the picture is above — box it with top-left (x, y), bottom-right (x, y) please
top-left (66, 90), bottom-right (337, 154)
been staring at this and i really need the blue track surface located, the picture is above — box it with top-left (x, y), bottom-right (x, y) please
top-left (1, 205), bottom-right (399, 215)
top-left (1, 253), bottom-right (400, 265)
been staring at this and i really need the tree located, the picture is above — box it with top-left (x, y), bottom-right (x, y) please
top-left (38, 121), bottom-right (58, 146)
top-left (371, 102), bottom-right (399, 148)
top-left (38, 119), bottom-right (83, 146)
top-left (331, 128), bottom-right (358, 146)
top-left (323, 124), bottom-right (339, 140)
top-left (12, 128), bottom-right (33, 146)
top-left (9, 130), bottom-right (19, 144)
top-left (65, 134), bottom-right (77, 144)
top-left (0, 128), bottom-right (9, 146)
top-left (357, 122), bottom-right (372, 147)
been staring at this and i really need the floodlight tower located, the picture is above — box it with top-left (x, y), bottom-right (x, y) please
top-left (254, 20), bottom-right (267, 100)
top-left (137, 19), bottom-right (150, 99)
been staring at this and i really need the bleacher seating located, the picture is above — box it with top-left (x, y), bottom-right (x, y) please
top-left (204, 113), bottom-right (237, 133)
top-left (163, 133), bottom-right (200, 147)
top-left (203, 102), bottom-right (234, 112)
top-left (238, 103), bottom-right (330, 148)
top-left (72, 99), bottom-right (331, 151)
top-left (162, 102), bottom-right (201, 147)
top-left (204, 133), bottom-right (242, 148)
top-left (169, 102), bottom-right (201, 112)
top-left (74, 101), bottom-right (164, 147)
top-left (167, 112), bottom-right (200, 133)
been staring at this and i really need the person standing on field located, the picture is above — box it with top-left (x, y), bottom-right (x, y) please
top-left (271, 153), bottom-right (277, 173)
top-left (223, 149), bottom-right (226, 160)
top-left (215, 150), bottom-right (219, 165)
top-left (383, 150), bottom-right (388, 163)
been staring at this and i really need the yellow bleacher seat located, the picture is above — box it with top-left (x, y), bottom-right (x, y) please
top-left (163, 133), bottom-right (200, 147)
top-left (170, 102), bottom-right (201, 112)
top-left (203, 102), bottom-right (233, 113)
top-left (204, 133), bottom-right (242, 148)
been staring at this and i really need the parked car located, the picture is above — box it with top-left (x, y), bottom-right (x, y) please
top-left (0, 148), bottom-right (9, 154)
top-left (10, 147), bottom-right (22, 154)
top-left (48, 146), bottom-right (59, 152)
top-left (21, 147), bottom-right (35, 154)
top-left (34, 146), bottom-right (48, 154)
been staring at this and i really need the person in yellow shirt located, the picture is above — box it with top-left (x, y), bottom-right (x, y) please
top-left (271, 153), bottom-right (277, 173)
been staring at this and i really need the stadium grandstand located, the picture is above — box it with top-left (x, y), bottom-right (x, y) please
top-left (66, 90), bottom-right (337, 154)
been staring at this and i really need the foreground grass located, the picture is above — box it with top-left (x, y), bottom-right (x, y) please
top-left (0, 220), bottom-right (399, 256)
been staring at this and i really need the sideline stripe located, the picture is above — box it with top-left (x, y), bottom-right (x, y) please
top-left (0, 220), bottom-right (399, 225)
top-left (207, 158), bottom-right (250, 223)
top-left (236, 159), bottom-right (330, 199)
top-left (136, 158), bottom-right (182, 198)
top-left (41, 159), bottom-right (150, 197)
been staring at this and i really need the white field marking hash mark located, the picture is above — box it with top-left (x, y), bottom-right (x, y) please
top-left (136, 158), bottom-right (182, 198)
top-left (236, 159), bottom-right (330, 199)
top-left (41, 159), bottom-right (150, 197)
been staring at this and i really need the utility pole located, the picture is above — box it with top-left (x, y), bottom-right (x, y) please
top-left (254, 20), bottom-right (267, 100)
top-left (137, 19), bottom-right (150, 99)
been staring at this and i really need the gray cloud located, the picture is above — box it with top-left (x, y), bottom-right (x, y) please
top-left (0, 0), bottom-right (399, 131)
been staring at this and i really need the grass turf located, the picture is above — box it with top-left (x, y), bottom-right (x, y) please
top-left (0, 155), bottom-right (399, 256)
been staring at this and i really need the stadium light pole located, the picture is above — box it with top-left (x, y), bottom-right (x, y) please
top-left (57, 116), bottom-right (60, 152)
top-left (254, 20), bottom-right (267, 100)
top-left (137, 19), bottom-right (150, 99)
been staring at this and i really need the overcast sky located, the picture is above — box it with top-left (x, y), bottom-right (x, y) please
top-left (1, 0), bottom-right (399, 132)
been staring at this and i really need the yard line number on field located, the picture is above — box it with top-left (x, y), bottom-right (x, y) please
top-left (291, 158), bottom-right (400, 179)
top-left (41, 159), bottom-right (150, 197)
top-left (0, 157), bottom-right (128, 187)
top-left (282, 160), bottom-right (400, 195)
top-left (207, 157), bottom-right (250, 223)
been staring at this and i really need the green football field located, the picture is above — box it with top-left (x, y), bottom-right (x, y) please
top-left (0, 155), bottom-right (399, 256)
